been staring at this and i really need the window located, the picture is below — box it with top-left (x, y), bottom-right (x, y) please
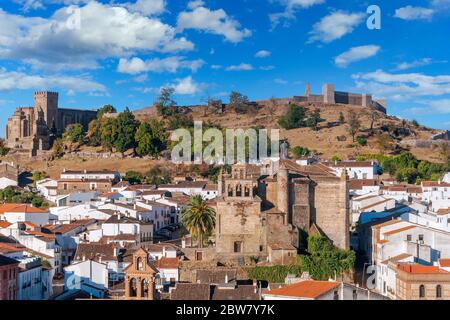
top-left (437, 285), bottom-right (442, 298)
top-left (407, 234), bottom-right (412, 241)
top-left (419, 234), bottom-right (424, 241)
top-left (419, 285), bottom-right (425, 298)
top-left (233, 241), bottom-right (242, 253)
top-left (333, 291), bottom-right (339, 300)
top-left (352, 290), bottom-right (357, 300)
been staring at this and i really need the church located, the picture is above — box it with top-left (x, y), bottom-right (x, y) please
top-left (214, 159), bottom-right (349, 264)
top-left (5, 91), bottom-right (97, 155)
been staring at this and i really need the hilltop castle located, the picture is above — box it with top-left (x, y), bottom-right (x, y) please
top-left (294, 83), bottom-right (387, 114)
top-left (5, 92), bottom-right (97, 155)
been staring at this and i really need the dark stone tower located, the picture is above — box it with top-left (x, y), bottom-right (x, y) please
top-left (34, 91), bottom-right (59, 132)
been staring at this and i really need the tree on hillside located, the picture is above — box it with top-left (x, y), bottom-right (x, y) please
top-left (0, 139), bottom-right (10, 156)
top-left (346, 110), bottom-right (361, 142)
top-left (156, 87), bottom-right (177, 116)
top-left (63, 123), bottom-right (85, 144)
top-left (100, 118), bottom-right (118, 151)
top-left (290, 146), bottom-right (310, 158)
top-left (87, 119), bottom-right (102, 146)
top-left (277, 103), bottom-right (306, 129)
top-left (97, 104), bottom-right (117, 118)
top-left (306, 108), bottom-right (324, 131)
top-left (31, 171), bottom-right (48, 187)
top-left (135, 119), bottom-right (168, 158)
top-left (181, 195), bottom-right (216, 248)
top-left (52, 138), bottom-right (65, 159)
top-left (114, 108), bottom-right (139, 153)
top-left (123, 171), bottom-right (142, 185)
top-left (229, 91), bottom-right (250, 114)
top-left (144, 166), bottom-right (171, 186)
top-left (208, 98), bottom-right (223, 114)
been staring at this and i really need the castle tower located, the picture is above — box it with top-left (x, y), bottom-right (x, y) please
top-left (34, 92), bottom-right (59, 132)
top-left (277, 165), bottom-right (289, 225)
top-left (322, 84), bottom-right (335, 104)
top-left (305, 83), bottom-right (311, 97)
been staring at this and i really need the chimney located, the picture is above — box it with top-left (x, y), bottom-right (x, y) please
top-left (98, 255), bottom-right (102, 263)
top-left (113, 247), bottom-right (118, 257)
top-left (82, 255), bottom-right (86, 261)
top-left (117, 213), bottom-right (121, 220)
top-left (225, 274), bottom-right (228, 284)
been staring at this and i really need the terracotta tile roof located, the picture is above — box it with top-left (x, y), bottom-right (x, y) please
top-left (171, 283), bottom-right (210, 300)
top-left (212, 284), bottom-right (259, 300)
top-left (265, 280), bottom-right (341, 299)
top-left (25, 230), bottom-right (55, 241)
top-left (155, 257), bottom-right (179, 269)
top-left (0, 204), bottom-right (48, 214)
top-left (327, 161), bottom-right (375, 168)
top-left (0, 221), bottom-right (12, 228)
top-left (439, 259), bottom-right (450, 267)
top-left (437, 208), bottom-right (450, 216)
top-left (422, 181), bottom-right (450, 187)
top-left (348, 179), bottom-right (379, 190)
top-left (383, 225), bottom-right (416, 236)
top-left (196, 269), bottom-right (237, 284)
top-left (397, 264), bottom-right (450, 274)
top-left (0, 243), bottom-right (24, 254)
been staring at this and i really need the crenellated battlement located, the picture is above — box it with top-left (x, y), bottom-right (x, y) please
top-left (34, 91), bottom-right (59, 97)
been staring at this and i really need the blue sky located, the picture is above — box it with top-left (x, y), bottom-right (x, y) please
top-left (0, 0), bottom-right (449, 136)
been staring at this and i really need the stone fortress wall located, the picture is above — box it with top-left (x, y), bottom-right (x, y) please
top-left (293, 83), bottom-right (387, 114)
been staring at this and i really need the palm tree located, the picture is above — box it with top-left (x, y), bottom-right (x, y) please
top-left (181, 195), bottom-right (216, 248)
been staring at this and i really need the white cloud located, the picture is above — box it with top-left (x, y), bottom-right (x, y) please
top-left (334, 45), bottom-right (380, 68)
top-left (164, 76), bottom-right (205, 95)
top-left (270, 0), bottom-right (325, 28)
top-left (225, 63), bottom-right (253, 71)
top-left (394, 6), bottom-right (434, 20)
top-left (260, 65), bottom-right (275, 71)
top-left (308, 11), bottom-right (365, 43)
top-left (394, 58), bottom-right (433, 71)
top-left (408, 99), bottom-right (450, 114)
top-left (0, 67), bottom-right (106, 93)
top-left (352, 69), bottom-right (450, 101)
top-left (255, 50), bottom-right (271, 58)
top-left (187, 0), bottom-right (204, 10)
top-left (274, 78), bottom-right (288, 84)
top-left (177, 6), bottom-right (251, 43)
top-left (125, 0), bottom-right (166, 16)
top-left (117, 56), bottom-right (205, 74)
top-left (211, 65), bottom-right (222, 69)
top-left (0, 2), bottom-right (193, 70)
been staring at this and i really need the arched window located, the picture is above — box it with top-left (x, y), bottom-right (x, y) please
top-left (130, 278), bottom-right (137, 297)
top-left (236, 184), bottom-right (242, 197)
top-left (136, 257), bottom-right (143, 271)
top-left (436, 285), bottom-right (442, 298)
top-left (244, 186), bottom-right (250, 197)
top-left (227, 185), bottom-right (233, 197)
top-left (419, 285), bottom-right (425, 298)
top-left (142, 279), bottom-right (149, 298)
